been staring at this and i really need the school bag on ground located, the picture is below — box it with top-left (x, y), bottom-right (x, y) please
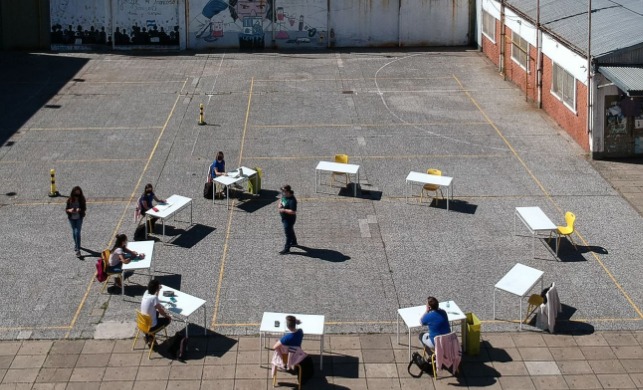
top-left (95, 258), bottom-right (107, 282)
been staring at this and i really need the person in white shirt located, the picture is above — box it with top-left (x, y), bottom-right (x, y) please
top-left (140, 279), bottom-right (172, 346)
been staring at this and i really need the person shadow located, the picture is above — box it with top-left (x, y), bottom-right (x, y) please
top-left (289, 246), bottom-right (350, 262)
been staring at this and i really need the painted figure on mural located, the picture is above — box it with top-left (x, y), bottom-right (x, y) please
top-left (194, 0), bottom-right (274, 47)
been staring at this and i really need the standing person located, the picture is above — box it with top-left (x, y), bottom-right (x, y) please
top-left (140, 279), bottom-right (172, 346)
top-left (66, 186), bottom-right (87, 257)
top-left (138, 184), bottom-right (166, 232)
top-left (108, 234), bottom-right (144, 289)
top-left (278, 185), bottom-right (298, 254)
top-left (419, 296), bottom-right (451, 350)
top-left (273, 315), bottom-right (303, 349)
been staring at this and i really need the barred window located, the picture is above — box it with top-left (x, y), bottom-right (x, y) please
top-left (511, 31), bottom-right (529, 70)
top-left (482, 10), bottom-right (496, 42)
top-left (552, 62), bottom-right (576, 110)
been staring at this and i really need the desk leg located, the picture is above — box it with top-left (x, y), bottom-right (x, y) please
top-left (204, 307), bottom-right (207, 336)
top-left (163, 220), bottom-right (166, 243)
top-left (190, 202), bottom-right (193, 226)
top-left (259, 332), bottom-right (262, 366)
top-left (186, 317), bottom-right (190, 338)
top-left (396, 314), bottom-right (399, 344)
top-left (320, 335), bottom-right (324, 370)
top-left (493, 288), bottom-right (496, 319)
top-left (145, 216), bottom-right (148, 239)
top-left (461, 318), bottom-right (467, 352)
top-left (447, 184), bottom-right (450, 211)
top-left (519, 296), bottom-right (522, 331)
top-left (354, 171), bottom-right (358, 197)
top-left (532, 231), bottom-right (536, 258)
top-left (408, 326), bottom-right (412, 360)
top-left (315, 170), bottom-right (318, 194)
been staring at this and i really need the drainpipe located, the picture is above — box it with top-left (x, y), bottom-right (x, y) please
top-left (327, 0), bottom-right (331, 48)
top-left (397, 0), bottom-right (402, 47)
top-left (111, 0), bottom-right (115, 50)
top-left (587, 0), bottom-right (593, 152)
top-left (536, 0), bottom-right (542, 108)
top-left (499, 0), bottom-right (506, 79)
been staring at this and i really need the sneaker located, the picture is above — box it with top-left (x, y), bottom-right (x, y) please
top-left (76, 250), bottom-right (82, 257)
top-left (279, 249), bottom-right (290, 255)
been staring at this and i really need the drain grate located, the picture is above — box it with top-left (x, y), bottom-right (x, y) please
top-left (342, 90), bottom-right (354, 94)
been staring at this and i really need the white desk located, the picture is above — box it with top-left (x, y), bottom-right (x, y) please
top-left (396, 301), bottom-right (467, 359)
top-left (405, 171), bottom-right (454, 210)
top-left (213, 166), bottom-right (258, 209)
top-left (145, 194), bottom-right (193, 242)
top-left (259, 312), bottom-right (325, 369)
top-left (158, 285), bottom-right (207, 338)
top-left (493, 263), bottom-right (544, 330)
top-left (315, 161), bottom-right (360, 197)
top-left (514, 207), bottom-right (557, 258)
top-left (121, 240), bottom-right (154, 297)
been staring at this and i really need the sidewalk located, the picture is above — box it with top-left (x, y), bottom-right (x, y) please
top-left (2, 331), bottom-right (643, 389)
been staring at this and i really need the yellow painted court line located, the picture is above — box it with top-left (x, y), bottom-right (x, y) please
top-left (251, 122), bottom-right (488, 129)
top-left (73, 81), bottom-right (186, 84)
top-left (0, 325), bottom-right (71, 331)
top-left (246, 154), bottom-right (506, 161)
top-left (0, 158), bottom-right (147, 164)
top-left (28, 126), bottom-right (163, 131)
top-left (211, 77), bottom-right (254, 330)
top-left (10, 200), bottom-right (132, 207)
top-left (64, 78), bottom-right (189, 339)
top-left (452, 74), bottom-right (643, 320)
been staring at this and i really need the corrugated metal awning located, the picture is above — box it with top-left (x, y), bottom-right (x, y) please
top-left (599, 66), bottom-right (643, 96)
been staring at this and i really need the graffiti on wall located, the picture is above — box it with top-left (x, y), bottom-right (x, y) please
top-left (189, 0), bottom-right (327, 49)
top-left (50, 0), bottom-right (109, 46)
top-left (114, 0), bottom-right (180, 46)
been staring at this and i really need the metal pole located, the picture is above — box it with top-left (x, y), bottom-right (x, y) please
top-left (587, 0), bottom-right (592, 138)
top-left (536, 0), bottom-right (542, 108)
top-left (499, 0), bottom-right (506, 78)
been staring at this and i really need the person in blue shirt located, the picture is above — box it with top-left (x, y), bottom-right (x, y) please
top-left (273, 315), bottom-right (304, 348)
top-left (419, 296), bottom-right (451, 350)
top-left (209, 151), bottom-right (226, 198)
top-left (138, 184), bottom-right (165, 232)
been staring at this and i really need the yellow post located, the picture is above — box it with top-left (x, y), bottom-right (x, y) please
top-left (198, 103), bottom-right (206, 125)
top-left (49, 169), bottom-right (60, 197)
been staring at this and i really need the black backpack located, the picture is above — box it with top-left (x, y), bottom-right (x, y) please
top-left (299, 355), bottom-right (314, 384)
top-left (407, 351), bottom-right (433, 378)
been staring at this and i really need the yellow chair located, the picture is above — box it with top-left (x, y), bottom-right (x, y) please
top-left (99, 249), bottom-right (122, 293)
top-left (422, 332), bottom-right (460, 379)
top-left (272, 351), bottom-right (302, 390)
top-left (331, 154), bottom-right (349, 187)
top-left (420, 169), bottom-right (444, 204)
top-left (549, 211), bottom-right (577, 254)
top-left (132, 311), bottom-right (169, 359)
top-left (523, 294), bottom-right (544, 324)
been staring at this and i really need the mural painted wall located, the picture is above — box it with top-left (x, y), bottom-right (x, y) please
top-left (113, 0), bottom-right (180, 47)
top-left (50, 0), bottom-right (181, 49)
top-left (50, 0), bottom-right (110, 47)
top-left (51, 0), bottom-right (472, 50)
top-left (189, 0), bottom-right (327, 49)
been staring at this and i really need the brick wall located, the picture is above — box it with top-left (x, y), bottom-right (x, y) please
top-left (480, 20), bottom-right (590, 152)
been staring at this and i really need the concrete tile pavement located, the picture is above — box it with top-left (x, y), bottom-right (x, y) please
top-left (2, 331), bottom-right (643, 389)
top-left (591, 158), bottom-right (643, 217)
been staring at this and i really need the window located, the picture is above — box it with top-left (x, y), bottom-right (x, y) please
top-left (511, 31), bottom-right (529, 70)
top-left (551, 62), bottom-right (576, 110)
top-left (482, 10), bottom-right (496, 42)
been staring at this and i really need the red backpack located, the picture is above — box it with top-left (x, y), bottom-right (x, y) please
top-left (95, 249), bottom-right (110, 283)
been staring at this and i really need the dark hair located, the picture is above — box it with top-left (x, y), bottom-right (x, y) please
top-left (427, 296), bottom-right (439, 311)
top-left (216, 151), bottom-right (224, 161)
top-left (70, 186), bottom-right (84, 199)
top-left (112, 234), bottom-right (128, 251)
top-left (67, 186), bottom-right (86, 208)
top-left (144, 183), bottom-right (153, 194)
top-left (281, 185), bottom-right (293, 194)
top-left (147, 279), bottom-right (160, 294)
top-left (286, 315), bottom-right (301, 330)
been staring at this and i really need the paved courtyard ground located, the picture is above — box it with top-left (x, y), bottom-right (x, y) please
top-left (0, 49), bottom-right (642, 344)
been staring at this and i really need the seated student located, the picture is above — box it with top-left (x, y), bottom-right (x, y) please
top-left (108, 234), bottom-right (144, 288)
top-left (138, 183), bottom-right (166, 231)
top-left (419, 296), bottom-right (451, 350)
top-left (209, 151), bottom-right (227, 197)
top-left (273, 315), bottom-right (304, 348)
top-left (140, 279), bottom-right (172, 346)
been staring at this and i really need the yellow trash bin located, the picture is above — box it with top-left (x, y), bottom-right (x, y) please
top-left (466, 312), bottom-right (481, 356)
top-left (248, 167), bottom-right (262, 195)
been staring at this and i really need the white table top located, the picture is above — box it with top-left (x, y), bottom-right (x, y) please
top-left (145, 194), bottom-right (192, 219)
top-left (158, 285), bottom-right (206, 318)
top-left (515, 207), bottom-right (557, 231)
top-left (494, 263), bottom-right (544, 297)
top-left (397, 301), bottom-right (466, 329)
top-left (228, 166), bottom-right (257, 178)
top-left (406, 171), bottom-right (453, 187)
top-left (122, 240), bottom-right (154, 272)
top-left (259, 312), bottom-right (325, 336)
top-left (214, 175), bottom-right (243, 186)
top-left (316, 161), bottom-right (360, 175)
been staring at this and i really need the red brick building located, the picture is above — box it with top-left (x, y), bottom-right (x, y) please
top-left (477, 0), bottom-right (643, 158)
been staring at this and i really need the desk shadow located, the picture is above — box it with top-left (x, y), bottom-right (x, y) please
top-left (290, 246), bottom-right (350, 262)
top-left (329, 354), bottom-right (359, 378)
top-left (337, 183), bottom-right (383, 200)
top-left (236, 189), bottom-right (280, 213)
top-left (428, 199), bottom-right (478, 214)
top-left (155, 331), bottom-right (237, 362)
top-left (544, 239), bottom-right (588, 262)
top-left (170, 224), bottom-right (215, 248)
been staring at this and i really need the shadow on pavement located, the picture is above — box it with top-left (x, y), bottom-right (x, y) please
top-left (170, 224), bottom-right (216, 248)
top-left (236, 189), bottom-right (280, 213)
top-left (290, 246), bottom-right (351, 262)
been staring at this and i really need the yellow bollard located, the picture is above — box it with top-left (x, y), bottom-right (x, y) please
top-left (198, 103), bottom-right (206, 125)
top-left (49, 169), bottom-right (60, 197)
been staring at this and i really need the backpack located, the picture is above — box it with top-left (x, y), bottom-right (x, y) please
top-left (95, 258), bottom-right (107, 282)
top-left (407, 351), bottom-right (433, 378)
top-left (203, 181), bottom-right (214, 199)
